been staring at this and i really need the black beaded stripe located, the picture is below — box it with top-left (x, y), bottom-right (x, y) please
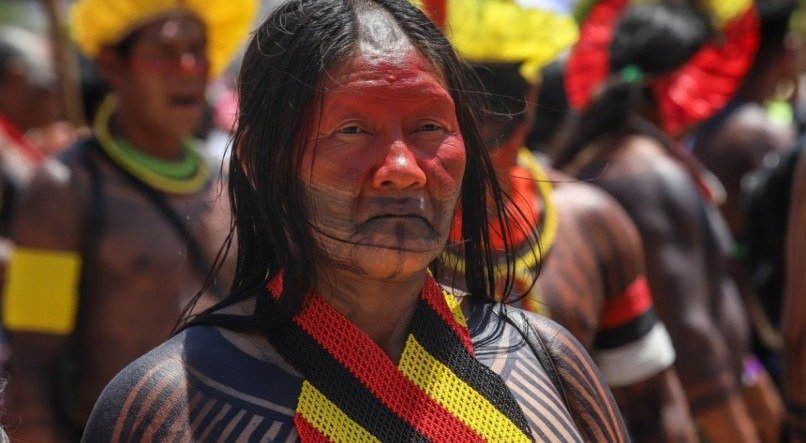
top-left (262, 296), bottom-right (428, 442)
top-left (410, 297), bottom-right (534, 440)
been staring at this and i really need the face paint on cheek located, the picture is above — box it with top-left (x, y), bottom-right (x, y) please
top-left (300, 49), bottom-right (469, 279)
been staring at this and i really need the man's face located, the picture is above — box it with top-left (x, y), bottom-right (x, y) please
top-left (107, 14), bottom-right (209, 140)
top-left (300, 49), bottom-right (466, 281)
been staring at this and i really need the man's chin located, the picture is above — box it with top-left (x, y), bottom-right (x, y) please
top-left (348, 244), bottom-right (441, 281)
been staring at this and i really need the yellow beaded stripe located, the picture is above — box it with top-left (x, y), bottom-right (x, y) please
top-left (2, 248), bottom-right (82, 335)
top-left (297, 382), bottom-right (380, 442)
top-left (442, 290), bottom-right (467, 328)
top-left (399, 335), bottom-right (533, 442)
top-left (442, 148), bottom-right (558, 277)
top-left (94, 97), bottom-right (210, 195)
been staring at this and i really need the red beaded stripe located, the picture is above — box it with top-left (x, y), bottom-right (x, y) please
top-left (295, 415), bottom-right (331, 443)
top-left (598, 276), bottom-right (653, 329)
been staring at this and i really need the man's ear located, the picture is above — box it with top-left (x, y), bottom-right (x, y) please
top-left (96, 48), bottom-right (125, 89)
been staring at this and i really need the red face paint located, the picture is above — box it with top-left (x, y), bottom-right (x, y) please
top-left (301, 49), bottom-right (466, 280)
top-left (115, 14), bottom-right (209, 142)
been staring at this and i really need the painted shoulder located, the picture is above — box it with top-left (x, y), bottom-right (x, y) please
top-left (83, 326), bottom-right (303, 442)
top-left (463, 300), bottom-right (629, 442)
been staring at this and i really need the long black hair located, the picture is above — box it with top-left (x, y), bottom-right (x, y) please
top-left (177, 0), bottom-right (523, 333)
top-left (554, 2), bottom-right (710, 170)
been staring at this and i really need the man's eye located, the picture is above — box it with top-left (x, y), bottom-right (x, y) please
top-left (338, 126), bottom-right (365, 135)
top-left (418, 123), bottom-right (442, 132)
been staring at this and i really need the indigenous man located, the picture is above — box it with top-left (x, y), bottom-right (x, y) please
top-left (431, 4), bottom-right (692, 439)
top-left (556, 1), bottom-right (772, 441)
top-left (0, 25), bottom-right (56, 249)
top-left (692, 0), bottom-right (796, 404)
top-left (443, 60), bottom-right (693, 441)
top-left (784, 148), bottom-right (806, 442)
top-left (83, 0), bottom-right (629, 440)
top-left (1, 1), bottom-right (255, 440)
top-left (0, 24), bottom-right (59, 372)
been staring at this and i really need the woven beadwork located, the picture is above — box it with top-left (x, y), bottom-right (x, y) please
top-left (263, 275), bottom-right (534, 442)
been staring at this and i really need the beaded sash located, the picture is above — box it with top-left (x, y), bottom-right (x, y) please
top-left (263, 275), bottom-right (534, 442)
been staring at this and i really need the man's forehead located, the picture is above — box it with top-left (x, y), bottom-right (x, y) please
top-left (324, 50), bottom-right (447, 94)
top-left (136, 13), bottom-right (207, 44)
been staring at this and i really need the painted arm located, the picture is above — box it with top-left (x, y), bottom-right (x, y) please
top-left (528, 314), bottom-right (630, 442)
top-left (784, 151), bottom-right (806, 442)
top-left (82, 349), bottom-right (189, 442)
top-left (601, 168), bottom-right (757, 442)
top-left (3, 160), bottom-right (86, 442)
top-left (582, 191), bottom-right (695, 442)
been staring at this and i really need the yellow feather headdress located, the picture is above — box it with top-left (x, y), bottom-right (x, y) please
top-left (70, 0), bottom-right (257, 76)
top-left (439, 0), bottom-right (580, 82)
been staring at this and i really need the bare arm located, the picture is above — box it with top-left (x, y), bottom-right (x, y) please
top-left (600, 164), bottom-right (757, 442)
top-left (527, 314), bottom-right (630, 442)
top-left (580, 188), bottom-right (695, 442)
top-left (3, 158), bottom-right (87, 442)
top-left (784, 150), bottom-right (806, 442)
top-left (82, 348), bottom-right (189, 443)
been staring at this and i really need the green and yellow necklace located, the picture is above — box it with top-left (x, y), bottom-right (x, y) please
top-left (94, 97), bottom-right (210, 195)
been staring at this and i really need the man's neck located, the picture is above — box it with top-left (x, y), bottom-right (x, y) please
top-left (111, 107), bottom-right (184, 160)
top-left (314, 267), bottom-right (426, 363)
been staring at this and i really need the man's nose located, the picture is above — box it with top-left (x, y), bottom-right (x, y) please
top-left (371, 139), bottom-right (427, 190)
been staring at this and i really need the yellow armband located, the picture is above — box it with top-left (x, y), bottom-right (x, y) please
top-left (2, 248), bottom-right (82, 335)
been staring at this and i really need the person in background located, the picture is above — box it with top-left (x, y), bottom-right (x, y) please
top-left (0, 25), bottom-right (57, 246)
top-left (83, 0), bottom-right (629, 440)
top-left (784, 148), bottom-right (806, 442)
top-left (429, 2), bottom-right (694, 439)
top-left (452, 60), bottom-right (696, 442)
top-left (692, 0), bottom-right (797, 402)
top-left (0, 25), bottom-right (59, 370)
top-left (557, 1), bottom-right (777, 441)
top-left (0, 1), bottom-right (255, 440)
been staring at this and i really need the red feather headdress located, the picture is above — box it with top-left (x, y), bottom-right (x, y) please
top-left (565, 0), bottom-right (760, 136)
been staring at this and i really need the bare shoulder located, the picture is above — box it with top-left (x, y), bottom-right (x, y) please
top-left (84, 325), bottom-right (303, 442)
top-left (720, 104), bottom-right (794, 153)
top-left (520, 310), bottom-right (630, 442)
top-left (589, 137), bottom-right (704, 230)
top-left (13, 143), bottom-right (91, 249)
top-left (549, 167), bottom-right (647, 272)
top-left (82, 332), bottom-right (189, 442)
top-left (463, 299), bottom-right (629, 442)
top-left (550, 169), bottom-right (641, 246)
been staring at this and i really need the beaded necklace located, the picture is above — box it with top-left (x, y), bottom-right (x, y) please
top-left (443, 148), bottom-right (558, 277)
top-left (94, 97), bottom-right (209, 195)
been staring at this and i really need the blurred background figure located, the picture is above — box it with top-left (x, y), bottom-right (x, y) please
top-left (0, 24), bottom-right (59, 370)
top-left (427, 1), bottom-right (695, 440)
top-left (0, 25), bottom-right (57, 246)
top-left (557, 0), bottom-right (785, 440)
top-left (785, 147), bottom-right (806, 443)
top-left (0, 0), bottom-right (255, 441)
top-left (692, 0), bottom-right (798, 396)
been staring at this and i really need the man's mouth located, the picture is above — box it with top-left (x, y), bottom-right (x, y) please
top-left (169, 94), bottom-right (202, 107)
top-left (366, 214), bottom-right (429, 223)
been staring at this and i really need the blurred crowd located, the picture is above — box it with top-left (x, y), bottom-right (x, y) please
top-left (0, 0), bottom-right (803, 441)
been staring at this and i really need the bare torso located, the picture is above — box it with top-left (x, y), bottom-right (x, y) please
top-left (442, 153), bottom-right (690, 441)
top-left (5, 138), bottom-right (233, 438)
top-left (566, 134), bottom-right (756, 440)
